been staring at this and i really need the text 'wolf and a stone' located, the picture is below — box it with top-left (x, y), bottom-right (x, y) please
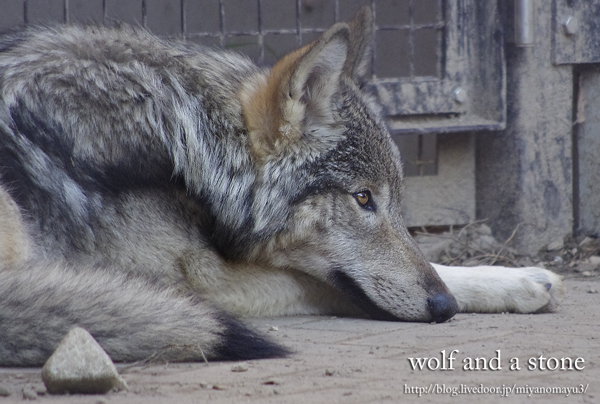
top-left (408, 350), bottom-right (585, 371)
top-left (404, 383), bottom-right (589, 397)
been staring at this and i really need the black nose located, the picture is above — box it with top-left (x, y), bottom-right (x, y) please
top-left (427, 293), bottom-right (458, 323)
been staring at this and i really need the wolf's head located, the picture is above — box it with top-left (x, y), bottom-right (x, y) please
top-left (239, 7), bottom-right (457, 323)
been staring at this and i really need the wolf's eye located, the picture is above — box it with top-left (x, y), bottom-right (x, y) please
top-left (353, 191), bottom-right (375, 211)
top-left (355, 192), bottom-right (369, 205)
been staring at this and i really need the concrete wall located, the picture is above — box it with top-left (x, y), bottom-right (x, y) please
top-left (476, 0), bottom-right (574, 253)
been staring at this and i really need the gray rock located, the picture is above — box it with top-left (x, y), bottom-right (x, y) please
top-left (33, 384), bottom-right (46, 395)
top-left (0, 385), bottom-right (11, 397)
top-left (22, 385), bottom-right (37, 400)
top-left (576, 262), bottom-right (597, 273)
top-left (472, 235), bottom-right (497, 251)
top-left (42, 327), bottom-right (128, 395)
top-left (588, 256), bottom-right (600, 266)
top-left (231, 362), bottom-right (249, 372)
top-left (547, 238), bottom-right (565, 251)
top-left (477, 224), bottom-right (493, 236)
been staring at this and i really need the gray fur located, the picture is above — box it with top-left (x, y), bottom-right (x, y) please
top-left (0, 8), bottom-right (563, 367)
top-left (0, 9), bottom-right (456, 366)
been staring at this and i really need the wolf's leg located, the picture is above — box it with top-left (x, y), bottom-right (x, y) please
top-left (0, 186), bottom-right (31, 266)
top-left (432, 264), bottom-right (565, 314)
top-left (0, 260), bottom-right (287, 366)
top-left (201, 266), bottom-right (363, 318)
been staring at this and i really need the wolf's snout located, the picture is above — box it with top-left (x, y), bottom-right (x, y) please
top-left (427, 293), bottom-right (458, 323)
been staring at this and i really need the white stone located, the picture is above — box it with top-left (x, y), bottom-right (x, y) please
top-left (231, 362), bottom-right (249, 372)
top-left (42, 327), bottom-right (128, 395)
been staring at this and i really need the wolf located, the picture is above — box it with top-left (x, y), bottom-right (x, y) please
top-left (0, 8), bottom-right (564, 367)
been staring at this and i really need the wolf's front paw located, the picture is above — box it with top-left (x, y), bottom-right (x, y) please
top-left (432, 264), bottom-right (566, 314)
top-left (515, 267), bottom-right (565, 313)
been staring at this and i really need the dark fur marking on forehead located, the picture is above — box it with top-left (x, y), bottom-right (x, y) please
top-left (317, 83), bottom-right (402, 183)
top-left (294, 97), bottom-right (403, 205)
top-left (307, 133), bottom-right (401, 194)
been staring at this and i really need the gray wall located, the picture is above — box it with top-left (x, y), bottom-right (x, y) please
top-left (477, 0), bottom-right (574, 253)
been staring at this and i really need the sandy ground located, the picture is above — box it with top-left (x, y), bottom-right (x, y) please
top-left (0, 276), bottom-right (597, 404)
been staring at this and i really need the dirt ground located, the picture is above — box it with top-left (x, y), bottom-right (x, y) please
top-left (0, 273), bottom-right (598, 404)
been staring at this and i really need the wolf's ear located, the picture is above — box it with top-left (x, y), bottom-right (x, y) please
top-left (344, 6), bottom-right (374, 84)
top-left (240, 24), bottom-right (350, 163)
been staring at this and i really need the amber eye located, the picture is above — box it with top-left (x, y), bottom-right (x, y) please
top-left (355, 192), bottom-right (369, 205)
top-left (353, 191), bottom-right (375, 211)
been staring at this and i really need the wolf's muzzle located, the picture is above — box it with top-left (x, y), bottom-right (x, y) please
top-left (427, 293), bottom-right (458, 323)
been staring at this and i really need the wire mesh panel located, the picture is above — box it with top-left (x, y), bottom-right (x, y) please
top-left (6, 1), bottom-right (443, 80)
top-left (181, 0), bottom-right (444, 80)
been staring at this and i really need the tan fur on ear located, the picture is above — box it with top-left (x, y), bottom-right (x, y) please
top-left (239, 46), bottom-right (310, 163)
top-left (240, 24), bottom-right (350, 164)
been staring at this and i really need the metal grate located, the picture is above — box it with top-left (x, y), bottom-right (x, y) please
top-left (182, 0), bottom-right (445, 79)
top-left (3, 0), bottom-right (443, 80)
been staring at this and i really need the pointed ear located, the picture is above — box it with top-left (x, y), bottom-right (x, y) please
top-left (240, 24), bottom-right (350, 163)
top-left (344, 6), bottom-right (373, 84)
top-left (288, 24), bottom-right (350, 102)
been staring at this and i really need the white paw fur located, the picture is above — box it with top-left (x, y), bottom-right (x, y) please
top-left (433, 264), bottom-right (565, 314)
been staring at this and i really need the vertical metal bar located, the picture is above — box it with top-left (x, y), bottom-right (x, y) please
top-left (417, 134), bottom-right (424, 176)
top-left (181, 0), bottom-right (186, 38)
top-left (370, 0), bottom-right (376, 78)
top-left (64, 0), bottom-right (69, 23)
top-left (296, 0), bottom-right (301, 46)
top-left (408, 0), bottom-right (415, 79)
top-left (572, 70), bottom-right (581, 233)
top-left (439, 0), bottom-right (447, 80)
top-left (219, 0), bottom-right (225, 47)
top-left (334, 0), bottom-right (338, 22)
top-left (514, 0), bottom-right (534, 47)
top-left (258, 0), bottom-right (264, 64)
top-left (142, 0), bottom-right (147, 27)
